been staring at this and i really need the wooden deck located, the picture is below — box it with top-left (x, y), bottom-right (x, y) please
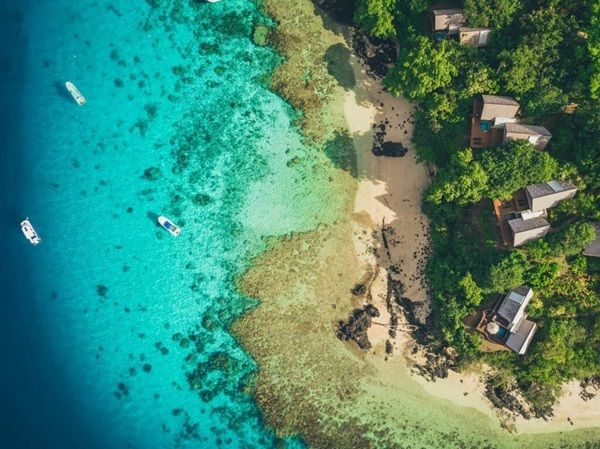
top-left (470, 97), bottom-right (504, 149)
top-left (492, 191), bottom-right (530, 246)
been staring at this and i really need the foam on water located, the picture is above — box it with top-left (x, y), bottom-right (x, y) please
top-left (0, 1), bottom-right (334, 448)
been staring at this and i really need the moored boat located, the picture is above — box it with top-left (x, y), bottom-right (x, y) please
top-left (65, 81), bottom-right (86, 105)
top-left (158, 216), bottom-right (181, 237)
top-left (20, 219), bottom-right (42, 245)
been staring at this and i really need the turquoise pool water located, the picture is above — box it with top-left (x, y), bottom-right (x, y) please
top-left (0, 1), bottom-right (342, 447)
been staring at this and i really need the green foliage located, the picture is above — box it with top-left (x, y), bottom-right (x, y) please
top-left (487, 251), bottom-right (529, 293)
top-left (464, 66), bottom-right (500, 97)
top-left (522, 317), bottom-right (600, 385)
top-left (427, 141), bottom-right (559, 204)
top-left (550, 221), bottom-right (597, 256)
top-left (359, 0), bottom-right (600, 398)
top-left (587, 1), bottom-right (600, 98)
top-left (570, 255), bottom-right (588, 275)
top-left (459, 272), bottom-right (483, 307)
top-left (384, 37), bottom-right (457, 99)
top-left (463, 0), bottom-right (520, 29)
top-left (426, 149), bottom-right (488, 205)
top-left (497, 6), bottom-right (574, 114)
top-left (354, 0), bottom-right (397, 39)
top-left (479, 141), bottom-right (558, 200)
top-left (525, 262), bottom-right (560, 290)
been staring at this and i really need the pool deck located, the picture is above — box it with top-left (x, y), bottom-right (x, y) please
top-left (470, 97), bottom-right (504, 148)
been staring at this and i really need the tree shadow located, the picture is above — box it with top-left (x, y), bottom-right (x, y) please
top-left (312, 0), bottom-right (356, 25)
top-left (325, 43), bottom-right (356, 90)
top-left (324, 130), bottom-right (357, 177)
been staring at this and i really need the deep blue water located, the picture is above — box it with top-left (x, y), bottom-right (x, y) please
top-left (0, 1), bottom-right (324, 448)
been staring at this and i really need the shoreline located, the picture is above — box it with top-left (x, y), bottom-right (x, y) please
top-left (233, 1), bottom-right (600, 447)
top-left (342, 28), bottom-right (600, 436)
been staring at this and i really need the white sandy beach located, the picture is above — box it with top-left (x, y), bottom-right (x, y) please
top-left (342, 34), bottom-right (600, 435)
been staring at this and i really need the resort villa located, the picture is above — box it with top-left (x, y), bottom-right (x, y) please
top-left (476, 286), bottom-right (538, 355)
top-left (493, 180), bottom-right (578, 247)
top-left (470, 95), bottom-right (552, 149)
top-left (458, 27), bottom-right (492, 47)
top-left (432, 8), bottom-right (466, 35)
top-left (431, 8), bottom-right (491, 47)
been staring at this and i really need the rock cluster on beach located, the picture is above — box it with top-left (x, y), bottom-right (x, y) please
top-left (336, 304), bottom-right (380, 349)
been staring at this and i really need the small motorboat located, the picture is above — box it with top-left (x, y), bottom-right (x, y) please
top-left (21, 218), bottom-right (42, 245)
top-left (158, 216), bottom-right (181, 237)
top-left (65, 81), bottom-right (86, 105)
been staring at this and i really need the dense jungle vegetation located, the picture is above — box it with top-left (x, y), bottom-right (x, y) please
top-left (351, 0), bottom-right (600, 412)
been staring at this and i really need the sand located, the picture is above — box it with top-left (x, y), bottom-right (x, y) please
top-left (233, 2), bottom-right (600, 445)
top-left (341, 33), bottom-right (600, 436)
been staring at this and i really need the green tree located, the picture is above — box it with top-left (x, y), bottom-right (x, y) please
top-left (459, 272), bottom-right (483, 307)
top-left (384, 37), bottom-right (457, 99)
top-left (479, 141), bottom-right (558, 200)
top-left (354, 0), bottom-right (397, 39)
top-left (525, 262), bottom-right (560, 289)
top-left (426, 149), bottom-right (488, 204)
top-left (464, 65), bottom-right (500, 98)
top-left (498, 44), bottom-right (541, 96)
top-left (463, 0), bottom-right (520, 29)
top-left (550, 221), bottom-right (597, 256)
top-left (487, 252), bottom-right (529, 293)
top-left (588, 1), bottom-right (600, 98)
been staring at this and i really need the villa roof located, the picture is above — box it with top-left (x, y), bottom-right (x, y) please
top-left (583, 223), bottom-right (600, 257)
top-left (508, 216), bottom-right (550, 234)
top-left (482, 95), bottom-right (520, 106)
top-left (480, 95), bottom-right (520, 121)
top-left (432, 8), bottom-right (464, 15)
top-left (506, 319), bottom-right (537, 354)
top-left (526, 180), bottom-right (577, 199)
top-left (496, 286), bottom-right (533, 333)
top-left (504, 123), bottom-right (552, 137)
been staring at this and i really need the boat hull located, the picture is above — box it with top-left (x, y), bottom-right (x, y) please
top-left (20, 219), bottom-right (42, 245)
top-left (158, 216), bottom-right (181, 237)
top-left (65, 81), bottom-right (86, 105)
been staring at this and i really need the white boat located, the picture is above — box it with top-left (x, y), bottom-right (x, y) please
top-left (65, 81), bottom-right (86, 105)
top-left (20, 219), bottom-right (42, 245)
top-left (158, 216), bottom-right (181, 237)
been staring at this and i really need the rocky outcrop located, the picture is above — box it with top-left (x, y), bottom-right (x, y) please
top-left (336, 304), bottom-right (380, 349)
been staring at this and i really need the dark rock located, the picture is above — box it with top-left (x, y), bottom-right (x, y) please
top-left (364, 303), bottom-right (380, 317)
top-left (385, 340), bottom-right (393, 354)
top-left (351, 284), bottom-right (367, 296)
top-left (372, 142), bottom-right (408, 157)
top-left (192, 193), bottom-right (211, 206)
top-left (142, 167), bottom-right (161, 181)
top-left (336, 305), bottom-right (379, 350)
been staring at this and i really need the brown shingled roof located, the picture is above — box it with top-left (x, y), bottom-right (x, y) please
top-left (504, 123), bottom-right (552, 137)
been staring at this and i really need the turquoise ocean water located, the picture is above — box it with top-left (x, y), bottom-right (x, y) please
top-left (0, 1), bottom-right (343, 447)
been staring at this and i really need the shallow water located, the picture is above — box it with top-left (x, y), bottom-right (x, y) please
top-left (0, 1), bottom-right (343, 448)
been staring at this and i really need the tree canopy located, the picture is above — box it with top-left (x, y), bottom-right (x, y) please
top-left (384, 37), bottom-right (457, 99)
top-left (464, 0), bottom-right (521, 29)
top-left (352, 0), bottom-right (600, 410)
top-left (354, 0), bottom-right (397, 39)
